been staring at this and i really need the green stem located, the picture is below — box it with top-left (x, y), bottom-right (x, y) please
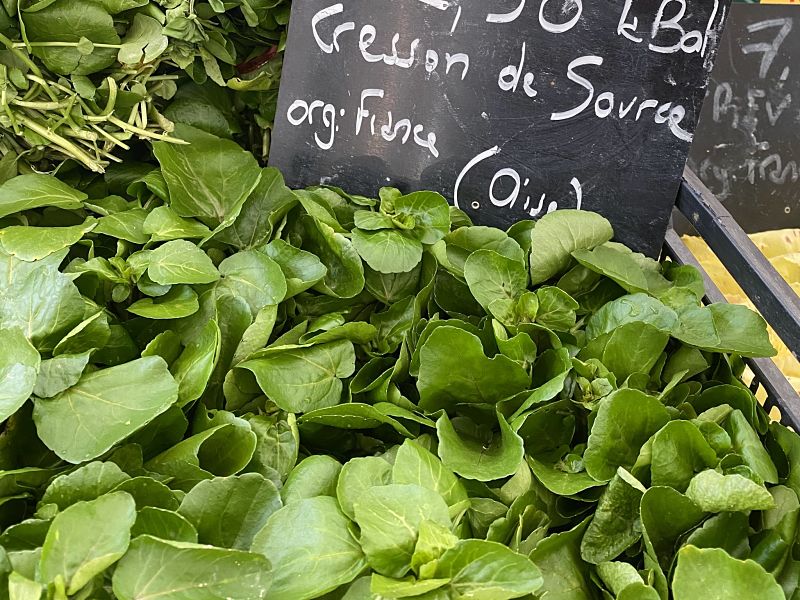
top-left (15, 113), bottom-right (105, 173)
top-left (107, 115), bottom-right (189, 144)
top-left (13, 42), bottom-right (123, 49)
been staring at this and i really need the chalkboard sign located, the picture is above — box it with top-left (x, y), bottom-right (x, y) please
top-left (688, 4), bottom-right (799, 233)
top-left (270, 0), bottom-right (733, 255)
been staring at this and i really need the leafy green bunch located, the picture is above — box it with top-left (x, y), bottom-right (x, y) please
top-left (0, 0), bottom-right (288, 173)
top-left (0, 125), bottom-right (797, 599)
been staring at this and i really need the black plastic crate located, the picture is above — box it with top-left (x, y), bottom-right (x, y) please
top-left (664, 168), bottom-right (800, 430)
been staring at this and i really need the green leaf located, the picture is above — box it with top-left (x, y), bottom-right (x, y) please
top-left (530, 210), bottom-right (613, 284)
top-left (40, 461), bottom-right (129, 511)
top-left (436, 412), bottom-right (524, 482)
top-left (354, 483), bottom-right (450, 578)
top-left (572, 245), bottom-right (649, 294)
top-left (726, 410), bottom-right (778, 484)
top-left (418, 327), bottom-right (530, 411)
top-left (586, 293), bottom-right (678, 340)
top-left (142, 206), bottom-right (212, 242)
top-left (215, 168), bottom-right (297, 250)
top-left (178, 474), bottom-right (281, 550)
top-left (581, 469), bottom-right (646, 564)
top-left (265, 240), bottom-right (327, 299)
top-left (281, 455), bottom-right (342, 505)
top-left (172, 320), bottom-right (219, 407)
top-left (148, 240), bottom-right (220, 285)
top-left (251, 496), bottom-right (365, 600)
top-left (154, 125), bottom-right (262, 224)
top-left (131, 507), bottom-right (198, 543)
top-left (23, 0), bottom-right (120, 75)
top-left (0, 328), bottom-right (39, 422)
top-left (146, 422), bottom-right (257, 492)
top-left (302, 217), bottom-right (365, 299)
top-left (112, 535), bottom-right (271, 600)
top-left (579, 323), bottom-right (670, 385)
top-left (298, 403), bottom-right (413, 437)
top-left (673, 304), bottom-right (776, 358)
top-left (40, 492), bottom-right (136, 595)
top-left (32, 352), bottom-right (91, 398)
top-left (535, 286), bottom-right (579, 331)
top-left (0, 220), bottom-right (96, 261)
top-left (242, 340), bottom-right (356, 413)
top-left (95, 209), bottom-right (149, 244)
top-left (112, 477), bottom-right (180, 511)
top-left (118, 13), bottom-right (168, 64)
top-left (33, 357), bottom-right (178, 463)
top-left (673, 546), bottom-right (784, 600)
top-left (685, 470), bottom-right (775, 513)
top-left (352, 229), bottom-right (423, 274)
top-left (128, 285), bottom-right (199, 319)
top-left (584, 389), bottom-right (671, 482)
top-left (0, 249), bottom-right (85, 351)
top-left (650, 421), bottom-right (718, 491)
top-left (392, 440), bottom-right (468, 508)
top-left (0, 175), bottom-right (85, 219)
top-left (336, 456), bottom-right (392, 521)
top-left (464, 249), bottom-right (527, 322)
top-left (640, 487), bottom-right (705, 570)
top-left (217, 251), bottom-right (287, 315)
top-left (394, 191), bottom-right (451, 244)
top-left (434, 539), bottom-right (543, 600)
top-left (530, 520), bottom-right (595, 600)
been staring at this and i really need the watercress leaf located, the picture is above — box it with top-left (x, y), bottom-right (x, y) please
top-left (673, 304), bottom-right (776, 358)
top-left (0, 328), bottom-right (39, 422)
top-left (464, 250), bottom-right (527, 321)
top-left (650, 421), bottom-right (718, 491)
top-left (586, 293), bottom-right (678, 340)
top-left (40, 492), bottom-right (136, 595)
top-left (298, 403), bottom-right (413, 437)
top-left (131, 507), bottom-right (198, 543)
top-left (142, 206), bottom-right (212, 242)
top-left (302, 217), bottom-right (365, 299)
top-left (0, 175), bottom-right (85, 219)
top-left (535, 286), bottom-right (579, 331)
top-left (354, 483), bottom-right (450, 578)
top-left (370, 574), bottom-right (451, 598)
top-left (112, 477), bottom-right (180, 511)
top-left (418, 327), bottom-right (530, 411)
top-left (434, 539), bottom-right (543, 600)
top-left (32, 351), bottom-right (91, 399)
top-left (95, 209), bottom-right (149, 244)
top-left (172, 320), bottom-right (219, 407)
top-left (529, 519), bottom-right (594, 600)
top-left (436, 412), bottom-right (524, 482)
top-left (392, 439), bottom-right (468, 508)
top-left (40, 461), bottom-right (129, 511)
top-left (581, 468), bottom-right (646, 564)
top-left (352, 229), bottom-right (423, 274)
top-left (572, 245), bottom-right (650, 294)
top-left (113, 535), bottom-right (272, 600)
top-left (337, 456), bottom-right (392, 520)
top-left (154, 125), bottom-right (262, 224)
top-left (725, 410), bottom-right (778, 484)
top-left (118, 13), bottom-right (168, 65)
top-left (242, 340), bottom-right (356, 413)
top-left (584, 389), bottom-right (671, 482)
top-left (33, 357), bottom-right (178, 463)
top-left (148, 240), bottom-right (219, 285)
top-left (217, 251), bottom-right (287, 315)
top-left (146, 423), bottom-right (256, 491)
top-left (579, 322), bottom-right (669, 383)
top-left (685, 470), bottom-right (775, 513)
top-left (530, 210), bottom-right (614, 284)
top-left (22, 0), bottom-right (120, 75)
top-left (394, 191), bottom-right (451, 245)
top-left (446, 226), bottom-right (525, 276)
top-left (640, 486), bottom-right (706, 570)
top-left (280, 455), bottom-right (342, 504)
top-left (673, 546), bottom-right (784, 600)
top-left (178, 474), bottom-right (281, 550)
top-left (215, 168), bottom-right (297, 250)
top-left (265, 240), bottom-right (327, 299)
top-left (0, 249), bottom-right (85, 351)
top-left (251, 496), bottom-right (365, 600)
top-left (0, 220), bottom-right (96, 261)
top-left (127, 285), bottom-right (199, 319)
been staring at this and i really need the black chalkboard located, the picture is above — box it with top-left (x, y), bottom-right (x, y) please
top-left (270, 0), bottom-right (733, 256)
top-left (688, 4), bottom-right (799, 234)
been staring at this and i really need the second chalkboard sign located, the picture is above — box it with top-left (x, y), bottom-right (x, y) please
top-left (270, 0), bottom-right (733, 255)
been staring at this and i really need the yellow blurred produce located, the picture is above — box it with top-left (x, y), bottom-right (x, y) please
top-left (682, 230), bottom-right (800, 393)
